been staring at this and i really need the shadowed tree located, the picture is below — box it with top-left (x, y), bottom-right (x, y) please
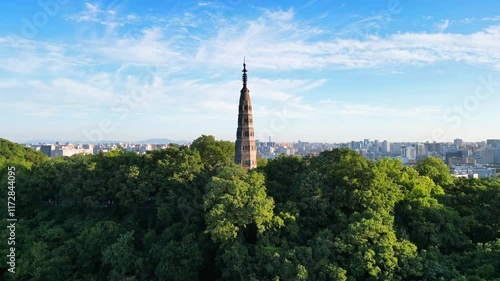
top-left (204, 165), bottom-right (282, 244)
top-left (191, 135), bottom-right (235, 172)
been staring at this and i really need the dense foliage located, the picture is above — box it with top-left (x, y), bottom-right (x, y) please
top-left (0, 137), bottom-right (499, 280)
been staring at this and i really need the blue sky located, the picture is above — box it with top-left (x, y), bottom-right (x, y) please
top-left (0, 0), bottom-right (499, 143)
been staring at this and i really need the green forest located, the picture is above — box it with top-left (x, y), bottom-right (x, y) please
top-left (0, 136), bottom-right (499, 281)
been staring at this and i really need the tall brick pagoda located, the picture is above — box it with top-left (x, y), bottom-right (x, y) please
top-left (235, 59), bottom-right (257, 170)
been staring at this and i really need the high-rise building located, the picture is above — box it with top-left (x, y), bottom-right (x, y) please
top-left (427, 141), bottom-right (441, 153)
top-left (486, 139), bottom-right (500, 148)
top-left (454, 138), bottom-right (463, 148)
top-left (479, 146), bottom-right (496, 164)
top-left (401, 146), bottom-right (416, 160)
top-left (40, 145), bottom-right (54, 157)
top-left (416, 143), bottom-right (426, 155)
top-left (368, 140), bottom-right (379, 153)
top-left (363, 139), bottom-right (370, 148)
top-left (390, 142), bottom-right (402, 155)
top-left (235, 60), bottom-right (257, 170)
top-left (496, 147), bottom-right (500, 163)
top-left (351, 141), bottom-right (362, 150)
top-left (381, 140), bottom-right (390, 153)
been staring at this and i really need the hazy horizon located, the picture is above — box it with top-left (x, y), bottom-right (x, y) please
top-left (7, 136), bottom-right (500, 145)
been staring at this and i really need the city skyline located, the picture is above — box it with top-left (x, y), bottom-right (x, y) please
top-left (1, 1), bottom-right (500, 143)
top-left (21, 137), bottom-right (500, 178)
top-left (16, 137), bottom-right (500, 147)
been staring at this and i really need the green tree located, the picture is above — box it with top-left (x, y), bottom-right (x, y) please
top-left (204, 165), bottom-right (281, 243)
top-left (0, 138), bottom-right (48, 170)
top-left (264, 155), bottom-right (307, 204)
top-left (191, 135), bottom-right (235, 172)
top-left (415, 157), bottom-right (454, 187)
top-left (102, 230), bottom-right (142, 281)
top-left (151, 145), bottom-right (205, 226)
top-left (155, 232), bottom-right (204, 281)
top-left (2, 136), bottom-right (499, 281)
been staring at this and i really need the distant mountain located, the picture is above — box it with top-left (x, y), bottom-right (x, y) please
top-left (23, 139), bottom-right (59, 144)
top-left (22, 140), bottom-right (123, 144)
top-left (21, 138), bottom-right (190, 145)
top-left (135, 138), bottom-right (190, 144)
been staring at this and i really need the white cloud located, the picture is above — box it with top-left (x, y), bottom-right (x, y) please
top-left (66, 1), bottom-right (139, 36)
top-left (0, 36), bottom-right (85, 74)
top-left (482, 15), bottom-right (500, 21)
top-left (193, 11), bottom-right (500, 70)
top-left (434, 19), bottom-right (450, 32)
top-left (0, 101), bottom-right (61, 117)
top-left (70, 2), bottom-right (102, 23)
top-left (1, 7), bottom-right (497, 122)
top-left (0, 79), bottom-right (21, 89)
top-left (459, 17), bottom-right (475, 24)
top-left (92, 27), bottom-right (183, 65)
top-left (5, 7), bottom-right (500, 77)
top-left (339, 15), bottom-right (393, 38)
top-left (263, 8), bottom-right (295, 22)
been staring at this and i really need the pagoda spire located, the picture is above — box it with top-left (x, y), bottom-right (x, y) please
top-left (242, 57), bottom-right (247, 87)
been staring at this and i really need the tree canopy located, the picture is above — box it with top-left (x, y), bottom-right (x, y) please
top-left (0, 137), bottom-right (499, 280)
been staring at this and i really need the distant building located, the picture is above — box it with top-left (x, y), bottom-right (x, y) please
top-left (446, 151), bottom-right (462, 166)
top-left (363, 139), bottom-right (370, 148)
top-left (351, 141), bottom-right (362, 150)
top-left (451, 165), bottom-right (496, 179)
top-left (381, 140), bottom-right (390, 154)
top-left (454, 138), bottom-right (463, 148)
top-left (390, 143), bottom-right (402, 155)
top-left (40, 145), bottom-right (54, 157)
top-left (401, 146), bottom-right (416, 160)
top-left (368, 140), bottom-right (379, 153)
top-left (51, 144), bottom-right (89, 157)
top-left (479, 146), bottom-right (496, 164)
top-left (82, 144), bottom-right (94, 151)
top-left (426, 142), bottom-right (441, 153)
top-left (486, 139), bottom-right (500, 148)
top-left (459, 149), bottom-right (471, 158)
top-left (441, 144), bottom-right (458, 154)
top-left (416, 143), bottom-right (426, 156)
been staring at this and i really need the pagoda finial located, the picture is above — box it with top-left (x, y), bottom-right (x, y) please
top-left (242, 57), bottom-right (247, 86)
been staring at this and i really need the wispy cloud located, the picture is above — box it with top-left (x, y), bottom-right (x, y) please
top-left (0, 36), bottom-right (85, 74)
top-left (69, 2), bottom-right (102, 23)
top-left (1, 8), bottom-right (499, 128)
top-left (482, 15), bottom-right (500, 21)
top-left (459, 17), bottom-right (475, 24)
top-left (263, 8), bottom-right (295, 22)
top-left (196, 13), bottom-right (500, 70)
top-left (92, 27), bottom-right (184, 65)
top-left (339, 14), bottom-right (393, 38)
top-left (66, 1), bottom-right (139, 37)
top-left (318, 100), bottom-right (442, 117)
top-left (434, 19), bottom-right (450, 32)
top-left (5, 7), bottom-right (500, 77)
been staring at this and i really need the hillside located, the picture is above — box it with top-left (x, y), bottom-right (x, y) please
top-left (0, 138), bottom-right (48, 169)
